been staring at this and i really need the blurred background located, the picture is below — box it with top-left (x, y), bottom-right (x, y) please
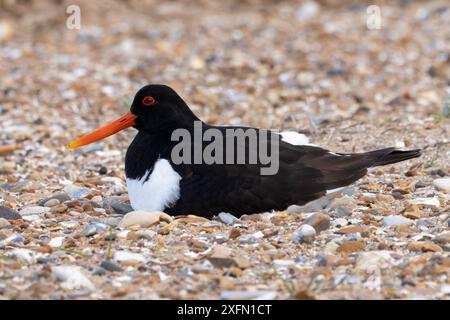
top-left (0, 0), bottom-right (449, 300)
top-left (0, 0), bottom-right (449, 191)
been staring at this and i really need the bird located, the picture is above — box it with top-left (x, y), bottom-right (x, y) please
top-left (68, 84), bottom-right (421, 218)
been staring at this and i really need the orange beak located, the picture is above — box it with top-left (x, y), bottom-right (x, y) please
top-left (67, 112), bottom-right (137, 149)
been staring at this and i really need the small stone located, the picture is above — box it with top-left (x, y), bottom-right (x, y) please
top-left (102, 197), bottom-right (133, 215)
top-left (52, 266), bottom-right (94, 290)
top-left (407, 241), bottom-right (443, 253)
top-left (218, 212), bottom-right (240, 225)
top-left (100, 260), bottom-right (124, 272)
top-left (10, 249), bottom-right (36, 264)
top-left (114, 251), bottom-right (146, 263)
top-left (292, 224), bottom-right (316, 243)
top-left (5, 234), bottom-right (24, 243)
top-left (332, 218), bottom-right (348, 227)
top-left (0, 205), bottom-right (21, 220)
top-left (338, 240), bottom-right (366, 256)
top-left (136, 229), bottom-right (157, 240)
top-left (0, 144), bottom-right (16, 156)
top-left (98, 166), bottom-right (108, 175)
top-left (334, 207), bottom-right (352, 217)
top-left (412, 197), bottom-right (440, 209)
top-left (38, 193), bottom-right (71, 206)
top-left (403, 211), bottom-right (422, 219)
top-left (416, 218), bottom-right (434, 227)
top-left (22, 214), bottom-right (41, 222)
top-left (355, 251), bottom-right (393, 272)
top-left (382, 215), bottom-right (413, 227)
top-left (19, 206), bottom-right (51, 216)
top-left (414, 181), bottom-right (426, 188)
top-left (237, 234), bottom-right (257, 244)
top-left (220, 290), bottom-right (277, 300)
top-left (118, 211), bottom-right (173, 228)
top-left (433, 178), bottom-right (450, 192)
top-left (81, 224), bottom-right (97, 237)
top-left (44, 199), bottom-right (60, 207)
top-left (0, 218), bottom-right (10, 229)
top-left (337, 226), bottom-right (363, 235)
top-left (48, 236), bottom-right (65, 248)
top-left (433, 232), bottom-right (450, 245)
top-left (304, 213), bottom-right (330, 233)
top-left (63, 185), bottom-right (92, 200)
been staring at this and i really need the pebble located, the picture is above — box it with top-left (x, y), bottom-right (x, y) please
top-left (304, 213), bottom-right (330, 232)
top-left (10, 248), bottom-right (36, 264)
top-left (118, 211), bottom-right (173, 228)
top-left (0, 205), bottom-right (21, 220)
top-left (292, 224), bottom-right (316, 243)
top-left (334, 207), bottom-right (352, 217)
top-left (382, 215), bottom-right (413, 227)
top-left (38, 193), bottom-right (71, 206)
top-left (81, 222), bottom-right (110, 236)
top-left (0, 218), bottom-right (10, 229)
top-left (19, 206), bottom-right (50, 216)
top-left (220, 290), bottom-right (277, 300)
top-left (44, 199), bottom-right (60, 207)
top-left (49, 236), bottom-right (65, 248)
top-left (5, 234), bottom-right (24, 243)
top-left (218, 212), bottom-right (240, 225)
top-left (114, 251), bottom-right (146, 263)
top-left (433, 178), bottom-right (450, 192)
top-left (100, 260), bottom-right (124, 272)
top-left (52, 266), bottom-right (94, 290)
top-left (355, 251), bottom-right (393, 272)
top-left (63, 185), bottom-right (92, 200)
top-left (407, 241), bottom-right (443, 253)
top-left (22, 214), bottom-right (41, 222)
top-left (416, 218), bottom-right (434, 227)
top-left (338, 240), bottom-right (366, 256)
top-left (332, 218), bottom-right (348, 228)
top-left (412, 197), bottom-right (440, 209)
top-left (102, 197), bottom-right (133, 215)
top-left (447, 218), bottom-right (450, 228)
top-left (136, 229), bottom-right (157, 240)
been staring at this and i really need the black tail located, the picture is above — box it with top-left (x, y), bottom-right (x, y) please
top-left (367, 148), bottom-right (421, 167)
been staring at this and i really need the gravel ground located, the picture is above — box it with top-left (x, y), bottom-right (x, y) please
top-left (0, 0), bottom-right (449, 299)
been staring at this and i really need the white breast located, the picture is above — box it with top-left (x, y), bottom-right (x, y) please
top-left (126, 159), bottom-right (182, 212)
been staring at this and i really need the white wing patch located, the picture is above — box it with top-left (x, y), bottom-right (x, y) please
top-left (126, 159), bottom-right (181, 212)
top-left (278, 131), bottom-right (315, 146)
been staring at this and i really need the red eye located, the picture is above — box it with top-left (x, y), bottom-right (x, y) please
top-left (142, 96), bottom-right (155, 106)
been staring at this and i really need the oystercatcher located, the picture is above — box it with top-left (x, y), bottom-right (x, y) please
top-left (68, 84), bottom-right (421, 218)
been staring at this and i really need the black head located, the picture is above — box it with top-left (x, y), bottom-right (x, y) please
top-left (67, 84), bottom-right (200, 149)
top-left (130, 84), bottom-right (199, 133)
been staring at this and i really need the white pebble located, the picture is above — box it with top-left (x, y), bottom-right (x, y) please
top-left (114, 251), bottom-right (146, 263)
top-left (19, 206), bottom-right (50, 216)
top-left (118, 211), bottom-right (173, 228)
top-left (10, 249), bottom-right (36, 264)
top-left (433, 178), bottom-right (450, 193)
top-left (52, 266), bottom-right (94, 290)
top-left (49, 236), bottom-right (65, 248)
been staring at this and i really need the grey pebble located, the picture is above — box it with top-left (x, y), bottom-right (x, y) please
top-left (0, 205), bottom-right (21, 220)
top-left (103, 197), bottom-right (133, 215)
top-left (38, 193), bottom-right (71, 206)
top-left (100, 260), bottom-right (124, 272)
top-left (333, 207), bottom-right (352, 217)
top-left (292, 224), bottom-right (316, 244)
top-left (416, 218), bottom-right (434, 227)
top-left (218, 212), bottom-right (240, 225)
top-left (81, 222), bottom-right (109, 236)
top-left (382, 215), bottom-right (413, 227)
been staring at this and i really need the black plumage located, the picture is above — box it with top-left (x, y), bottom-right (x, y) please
top-left (122, 85), bottom-right (421, 218)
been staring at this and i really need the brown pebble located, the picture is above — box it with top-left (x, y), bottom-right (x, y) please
top-left (407, 241), bottom-right (443, 253)
top-left (338, 240), bottom-right (366, 256)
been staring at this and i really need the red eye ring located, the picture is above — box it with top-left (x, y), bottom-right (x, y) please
top-left (142, 96), bottom-right (155, 106)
